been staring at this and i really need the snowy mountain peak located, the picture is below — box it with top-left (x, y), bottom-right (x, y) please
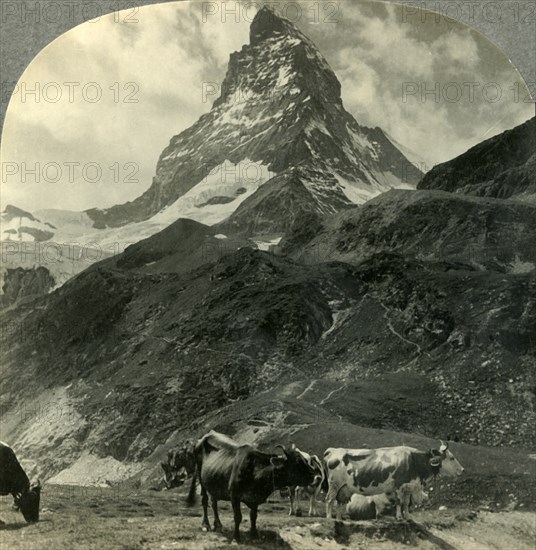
top-left (86, 10), bottom-right (422, 232)
top-left (214, 7), bottom-right (340, 110)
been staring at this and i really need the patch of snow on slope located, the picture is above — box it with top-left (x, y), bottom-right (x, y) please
top-left (74, 160), bottom-right (274, 249)
top-left (253, 237), bottom-right (282, 251)
top-left (333, 173), bottom-right (380, 205)
top-left (47, 453), bottom-right (146, 486)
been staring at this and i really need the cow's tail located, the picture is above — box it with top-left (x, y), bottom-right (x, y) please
top-left (321, 458), bottom-right (329, 493)
top-left (186, 465), bottom-right (198, 507)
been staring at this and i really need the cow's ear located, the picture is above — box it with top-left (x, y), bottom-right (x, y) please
top-left (270, 456), bottom-right (286, 468)
top-left (160, 462), bottom-right (169, 472)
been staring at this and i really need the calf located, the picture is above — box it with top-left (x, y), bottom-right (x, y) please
top-left (186, 431), bottom-right (316, 542)
top-left (0, 441), bottom-right (41, 523)
top-left (346, 493), bottom-right (396, 520)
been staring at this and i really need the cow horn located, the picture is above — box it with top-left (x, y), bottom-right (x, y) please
top-left (439, 440), bottom-right (448, 453)
top-left (36, 479), bottom-right (41, 488)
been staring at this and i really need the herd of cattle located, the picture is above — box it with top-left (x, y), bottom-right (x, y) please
top-left (163, 431), bottom-right (463, 541)
top-left (1, 433), bottom-right (464, 542)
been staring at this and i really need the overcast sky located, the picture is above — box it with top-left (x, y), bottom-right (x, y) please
top-left (1, 0), bottom-right (533, 212)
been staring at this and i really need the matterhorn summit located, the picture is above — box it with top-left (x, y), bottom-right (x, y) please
top-left (86, 6), bottom-right (421, 235)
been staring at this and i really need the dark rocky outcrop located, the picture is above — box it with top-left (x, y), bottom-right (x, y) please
top-left (2, 266), bottom-right (55, 306)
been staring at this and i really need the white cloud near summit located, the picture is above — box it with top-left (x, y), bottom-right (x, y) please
top-left (1, 0), bottom-right (532, 211)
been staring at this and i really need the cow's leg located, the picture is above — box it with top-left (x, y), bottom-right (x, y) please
top-left (325, 483), bottom-right (339, 519)
top-left (249, 504), bottom-right (258, 538)
top-left (336, 499), bottom-right (343, 521)
top-left (310, 484), bottom-right (321, 516)
top-left (294, 487), bottom-right (302, 517)
top-left (288, 486), bottom-right (295, 516)
top-left (201, 485), bottom-right (211, 531)
top-left (402, 495), bottom-right (410, 519)
top-left (325, 488), bottom-right (334, 518)
top-left (211, 497), bottom-right (222, 531)
top-left (231, 497), bottom-right (242, 542)
top-left (395, 497), bottom-right (403, 521)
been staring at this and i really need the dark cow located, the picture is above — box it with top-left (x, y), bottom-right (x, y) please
top-left (160, 441), bottom-right (195, 489)
top-left (287, 447), bottom-right (325, 517)
top-left (0, 441), bottom-right (41, 523)
top-left (324, 441), bottom-right (463, 520)
top-left (186, 431), bottom-right (317, 542)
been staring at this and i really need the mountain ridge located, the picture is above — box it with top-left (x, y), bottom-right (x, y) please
top-left (418, 116), bottom-right (535, 201)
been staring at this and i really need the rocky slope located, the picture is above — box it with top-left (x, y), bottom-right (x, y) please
top-left (1, 248), bottom-right (534, 479)
top-left (418, 117), bottom-right (535, 201)
top-left (89, 217), bottom-right (253, 275)
top-left (85, 6), bottom-right (420, 230)
top-left (1, 266), bottom-right (55, 306)
top-left (279, 189), bottom-right (536, 272)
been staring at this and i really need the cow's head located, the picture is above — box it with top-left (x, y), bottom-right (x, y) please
top-left (431, 441), bottom-right (464, 476)
top-left (270, 443), bottom-right (317, 487)
top-left (15, 480), bottom-right (41, 522)
top-left (160, 442), bottom-right (195, 489)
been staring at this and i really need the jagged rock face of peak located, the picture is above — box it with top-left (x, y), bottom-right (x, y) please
top-left (214, 8), bottom-right (341, 110)
top-left (249, 6), bottom-right (298, 44)
top-left (2, 266), bottom-right (55, 306)
top-left (85, 9), bottom-right (420, 230)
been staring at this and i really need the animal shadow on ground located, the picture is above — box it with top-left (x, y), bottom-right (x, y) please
top-left (0, 521), bottom-right (31, 531)
top-left (334, 518), bottom-right (456, 550)
top-left (218, 529), bottom-right (292, 549)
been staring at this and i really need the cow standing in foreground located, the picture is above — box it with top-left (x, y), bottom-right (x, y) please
top-left (324, 441), bottom-right (463, 520)
top-left (186, 431), bottom-right (317, 542)
top-left (287, 448), bottom-right (325, 517)
top-left (0, 441), bottom-right (41, 523)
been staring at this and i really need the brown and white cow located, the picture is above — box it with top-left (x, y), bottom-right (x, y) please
top-left (186, 431), bottom-right (317, 542)
top-left (287, 448), bottom-right (325, 517)
top-left (324, 441), bottom-right (463, 520)
top-left (0, 441), bottom-right (41, 523)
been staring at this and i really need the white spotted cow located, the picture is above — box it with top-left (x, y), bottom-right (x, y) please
top-left (324, 441), bottom-right (463, 520)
